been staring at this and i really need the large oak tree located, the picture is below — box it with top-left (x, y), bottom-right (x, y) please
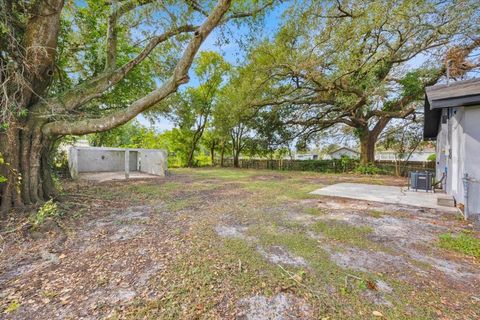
top-left (242, 0), bottom-right (480, 163)
top-left (0, 0), bottom-right (274, 212)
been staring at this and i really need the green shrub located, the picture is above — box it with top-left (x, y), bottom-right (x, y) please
top-left (427, 153), bottom-right (436, 162)
top-left (340, 156), bottom-right (357, 172)
top-left (31, 199), bottom-right (60, 226)
top-left (355, 163), bottom-right (385, 175)
top-left (439, 232), bottom-right (480, 258)
top-left (52, 149), bottom-right (69, 173)
top-left (167, 154), bottom-right (183, 168)
top-left (194, 153), bottom-right (212, 167)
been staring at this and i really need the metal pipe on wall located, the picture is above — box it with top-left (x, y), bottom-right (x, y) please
top-left (463, 173), bottom-right (469, 220)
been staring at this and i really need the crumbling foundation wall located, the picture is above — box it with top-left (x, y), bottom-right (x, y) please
top-left (68, 147), bottom-right (167, 179)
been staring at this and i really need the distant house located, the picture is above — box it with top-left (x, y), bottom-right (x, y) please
top-left (327, 147), bottom-right (359, 160)
top-left (295, 153), bottom-right (319, 160)
top-left (424, 78), bottom-right (480, 220)
top-left (375, 149), bottom-right (435, 162)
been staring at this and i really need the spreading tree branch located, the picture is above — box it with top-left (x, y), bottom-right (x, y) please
top-left (43, 24), bottom-right (198, 115)
top-left (105, 0), bottom-right (155, 71)
top-left (43, 0), bottom-right (232, 136)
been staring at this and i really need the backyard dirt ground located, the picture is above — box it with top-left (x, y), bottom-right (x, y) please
top-left (0, 168), bottom-right (479, 319)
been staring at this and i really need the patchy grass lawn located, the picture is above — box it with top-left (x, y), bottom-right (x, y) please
top-left (439, 232), bottom-right (480, 259)
top-left (0, 167), bottom-right (479, 319)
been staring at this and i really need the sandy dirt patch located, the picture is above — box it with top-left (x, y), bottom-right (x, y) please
top-left (237, 293), bottom-right (312, 320)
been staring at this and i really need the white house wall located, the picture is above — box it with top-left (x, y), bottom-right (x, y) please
top-left (436, 109), bottom-right (448, 184)
top-left (407, 152), bottom-right (435, 162)
top-left (450, 107), bottom-right (465, 202)
top-left (295, 154), bottom-right (319, 160)
top-left (463, 106), bottom-right (480, 217)
top-left (330, 149), bottom-right (359, 159)
top-left (436, 106), bottom-right (480, 219)
top-left (376, 152), bottom-right (434, 161)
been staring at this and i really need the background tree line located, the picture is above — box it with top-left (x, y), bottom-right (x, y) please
top-left (90, 0), bottom-right (480, 168)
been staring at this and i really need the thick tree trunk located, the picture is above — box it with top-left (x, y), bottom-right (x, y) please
top-left (359, 132), bottom-right (376, 164)
top-left (0, 0), bottom-right (63, 214)
top-left (0, 127), bottom-right (22, 213)
top-left (233, 154), bottom-right (240, 168)
top-left (358, 119), bottom-right (390, 165)
top-left (0, 123), bottom-right (56, 213)
top-left (233, 149), bottom-right (240, 168)
top-left (186, 147), bottom-right (196, 167)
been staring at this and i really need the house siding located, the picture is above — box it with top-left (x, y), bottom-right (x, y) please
top-left (436, 109), bottom-right (448, 185)
top-left (330, 149), bottom-right (359, 159)
top-left (295, 154), bottom-right (319, 160)
top-left (376, 151), bottom-right (434, 161)
top-left (463, 106), bottom-right (480, 217)
top-left (436, 106), bottom-right (480, 219)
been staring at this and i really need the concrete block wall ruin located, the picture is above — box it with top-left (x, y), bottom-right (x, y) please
top-left (68, 147), bottom-right (167, 179)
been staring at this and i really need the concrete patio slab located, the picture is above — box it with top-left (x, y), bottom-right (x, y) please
top-left (310, 183), bottom-right (458, 212)
top-left (78, 171), bottom-right (160, 182)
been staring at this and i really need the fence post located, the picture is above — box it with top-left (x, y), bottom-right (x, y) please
top-left (125, 149), bottom-right (130, 179)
